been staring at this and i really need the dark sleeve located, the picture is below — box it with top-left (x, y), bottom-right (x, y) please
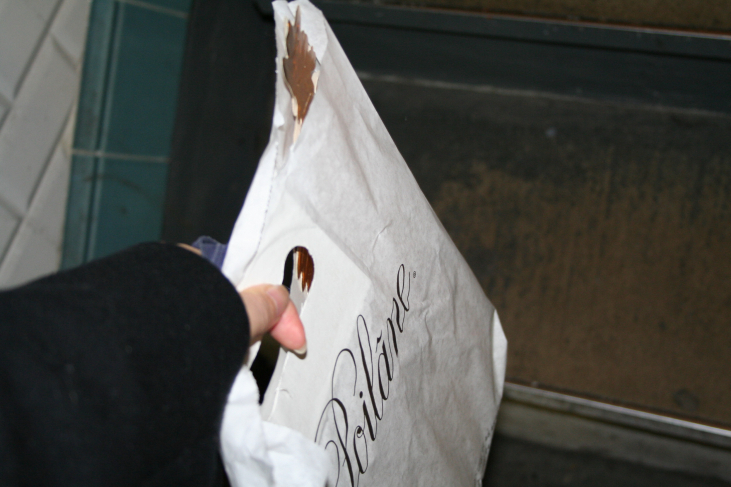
top-left (0, 243), bottom-right (250, 487)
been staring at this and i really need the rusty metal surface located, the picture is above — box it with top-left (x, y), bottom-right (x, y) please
top-left (362, 77), bottom-right (731, 427)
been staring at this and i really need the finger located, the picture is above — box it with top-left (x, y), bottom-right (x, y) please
top-left (177, 243), bottom-right (202, 256)
top-left (269, 301), bottom-right (307, 354)
top-left (240, 284), bottom-right (288, 342)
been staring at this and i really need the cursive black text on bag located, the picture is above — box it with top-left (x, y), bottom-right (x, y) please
top-left (315, 264), bottom-right (412, 487)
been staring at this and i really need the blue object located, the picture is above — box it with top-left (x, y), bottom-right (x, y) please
top-left (191, 236), bottom-right (228, 270)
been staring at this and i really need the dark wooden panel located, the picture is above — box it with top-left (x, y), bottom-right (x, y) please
top-left (314, 0), bottom-right (731, 61)
top-left (335, 0), bottom-right (731, 33)
top-left (362, 76), bottom-right (731, 426)
top-left (331, 21), bottom-right (731, 114)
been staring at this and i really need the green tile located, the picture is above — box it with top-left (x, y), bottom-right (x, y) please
top-left (72, 0), bottom-right (115, 152)
top-left (61, 155), bottom-right (97, 268)
top-left (142, 0), bottom-right (192, 13)
top-left (64, 0), bottom-right (191, 268)
top-left (102, 3), bottom-right (187, 156)
top-left (89, 158), bottom-right (168, 260)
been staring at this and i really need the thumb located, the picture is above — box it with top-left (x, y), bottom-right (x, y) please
top-left (240, 284), bottom-right (306, 352)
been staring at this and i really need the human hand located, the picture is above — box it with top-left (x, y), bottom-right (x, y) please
top-left (178, 243), bottom-right (306, 353)
top-left (240, 284), bottom-right (307, 354)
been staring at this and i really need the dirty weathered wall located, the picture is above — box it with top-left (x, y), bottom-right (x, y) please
top-left (364, 77), bottom-right (731, 426)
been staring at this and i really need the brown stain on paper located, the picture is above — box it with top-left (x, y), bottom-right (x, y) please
top-left (283, 7), bottom-right (317, 137)
top-left (294, 246), bottom-right (315, 292)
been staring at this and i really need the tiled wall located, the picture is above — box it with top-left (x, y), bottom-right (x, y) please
top-left (62, 0), bottom-right (191, 268)
top-left (0, 0), bottom-right (91, 289)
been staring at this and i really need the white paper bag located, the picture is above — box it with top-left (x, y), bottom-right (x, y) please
top-left (221, 1), bottom-right (507, 485)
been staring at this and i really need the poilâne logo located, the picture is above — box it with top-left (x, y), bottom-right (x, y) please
top-left (315, 264), bottom-right (413, 487)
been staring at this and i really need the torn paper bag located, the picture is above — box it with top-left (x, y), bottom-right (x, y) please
top-left (220, 1), bottom-right (508, 485)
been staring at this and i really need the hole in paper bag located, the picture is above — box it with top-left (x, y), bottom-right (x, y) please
top-left (250, 246), bottom-right (315, 402)
top-left (282, 246), bottom-right (315, 313)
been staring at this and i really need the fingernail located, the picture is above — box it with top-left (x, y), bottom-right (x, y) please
top-left (293, 343), bottom-right (307, 355)
top-left (266, 285), bottom-right (289, 316)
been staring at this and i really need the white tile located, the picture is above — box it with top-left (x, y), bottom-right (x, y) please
top-left (0, 0), bottom-right (60, 99)
top-left (25, 0), bottom-right (62, 20)
top-left (0, 201), bottom-right (19, 260)
top-left (24, 142), bottom-right (71, 245)
top-left (0, 108), bottom-right (76, 288)
top-left (0, 39), bottom-right (78, 213)
top-left (0, 222), bottom-right (61, 289)
top-left (51, 0), bottom-right (91, 67)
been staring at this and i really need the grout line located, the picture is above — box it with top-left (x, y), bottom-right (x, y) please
top-left (0, 0), bottom-right (64, 132)
top-left (72, 149), bottom-right (169, 163)
top-left (10, 0), bottom-right (65, 102)
top-left (48, 0), bottom-right (86, 70)
top-left (0, 81), bottom-right (12, 108)
top-left (50, 34), bottom-right (80, 72)
top-left (0, 89), bottom-right (11, 109)
top-left (0, 220), bottom-right (21, 281)
top-left (17, 108), bottom-right (75, 234)
top-left (116, 0), bottom-right (189, 19)
top-left (0, 193), bottom-right (24, 220)
top-left (0, 0), bottom-right (73, 136)
top-left (0, 100), bottom-right (9, 132)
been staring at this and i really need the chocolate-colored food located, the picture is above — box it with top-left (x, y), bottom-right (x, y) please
top-left (294, 246), bottom-right (314, 292)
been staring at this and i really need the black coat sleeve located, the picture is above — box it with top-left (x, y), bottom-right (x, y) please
top-left (0, 243), bottom-right (250, 486)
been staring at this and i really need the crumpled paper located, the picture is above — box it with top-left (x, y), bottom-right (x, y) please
top-left (220, 1), bottom-right (508, 485)
top-left (220, 368), bottom-right (330, 487)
